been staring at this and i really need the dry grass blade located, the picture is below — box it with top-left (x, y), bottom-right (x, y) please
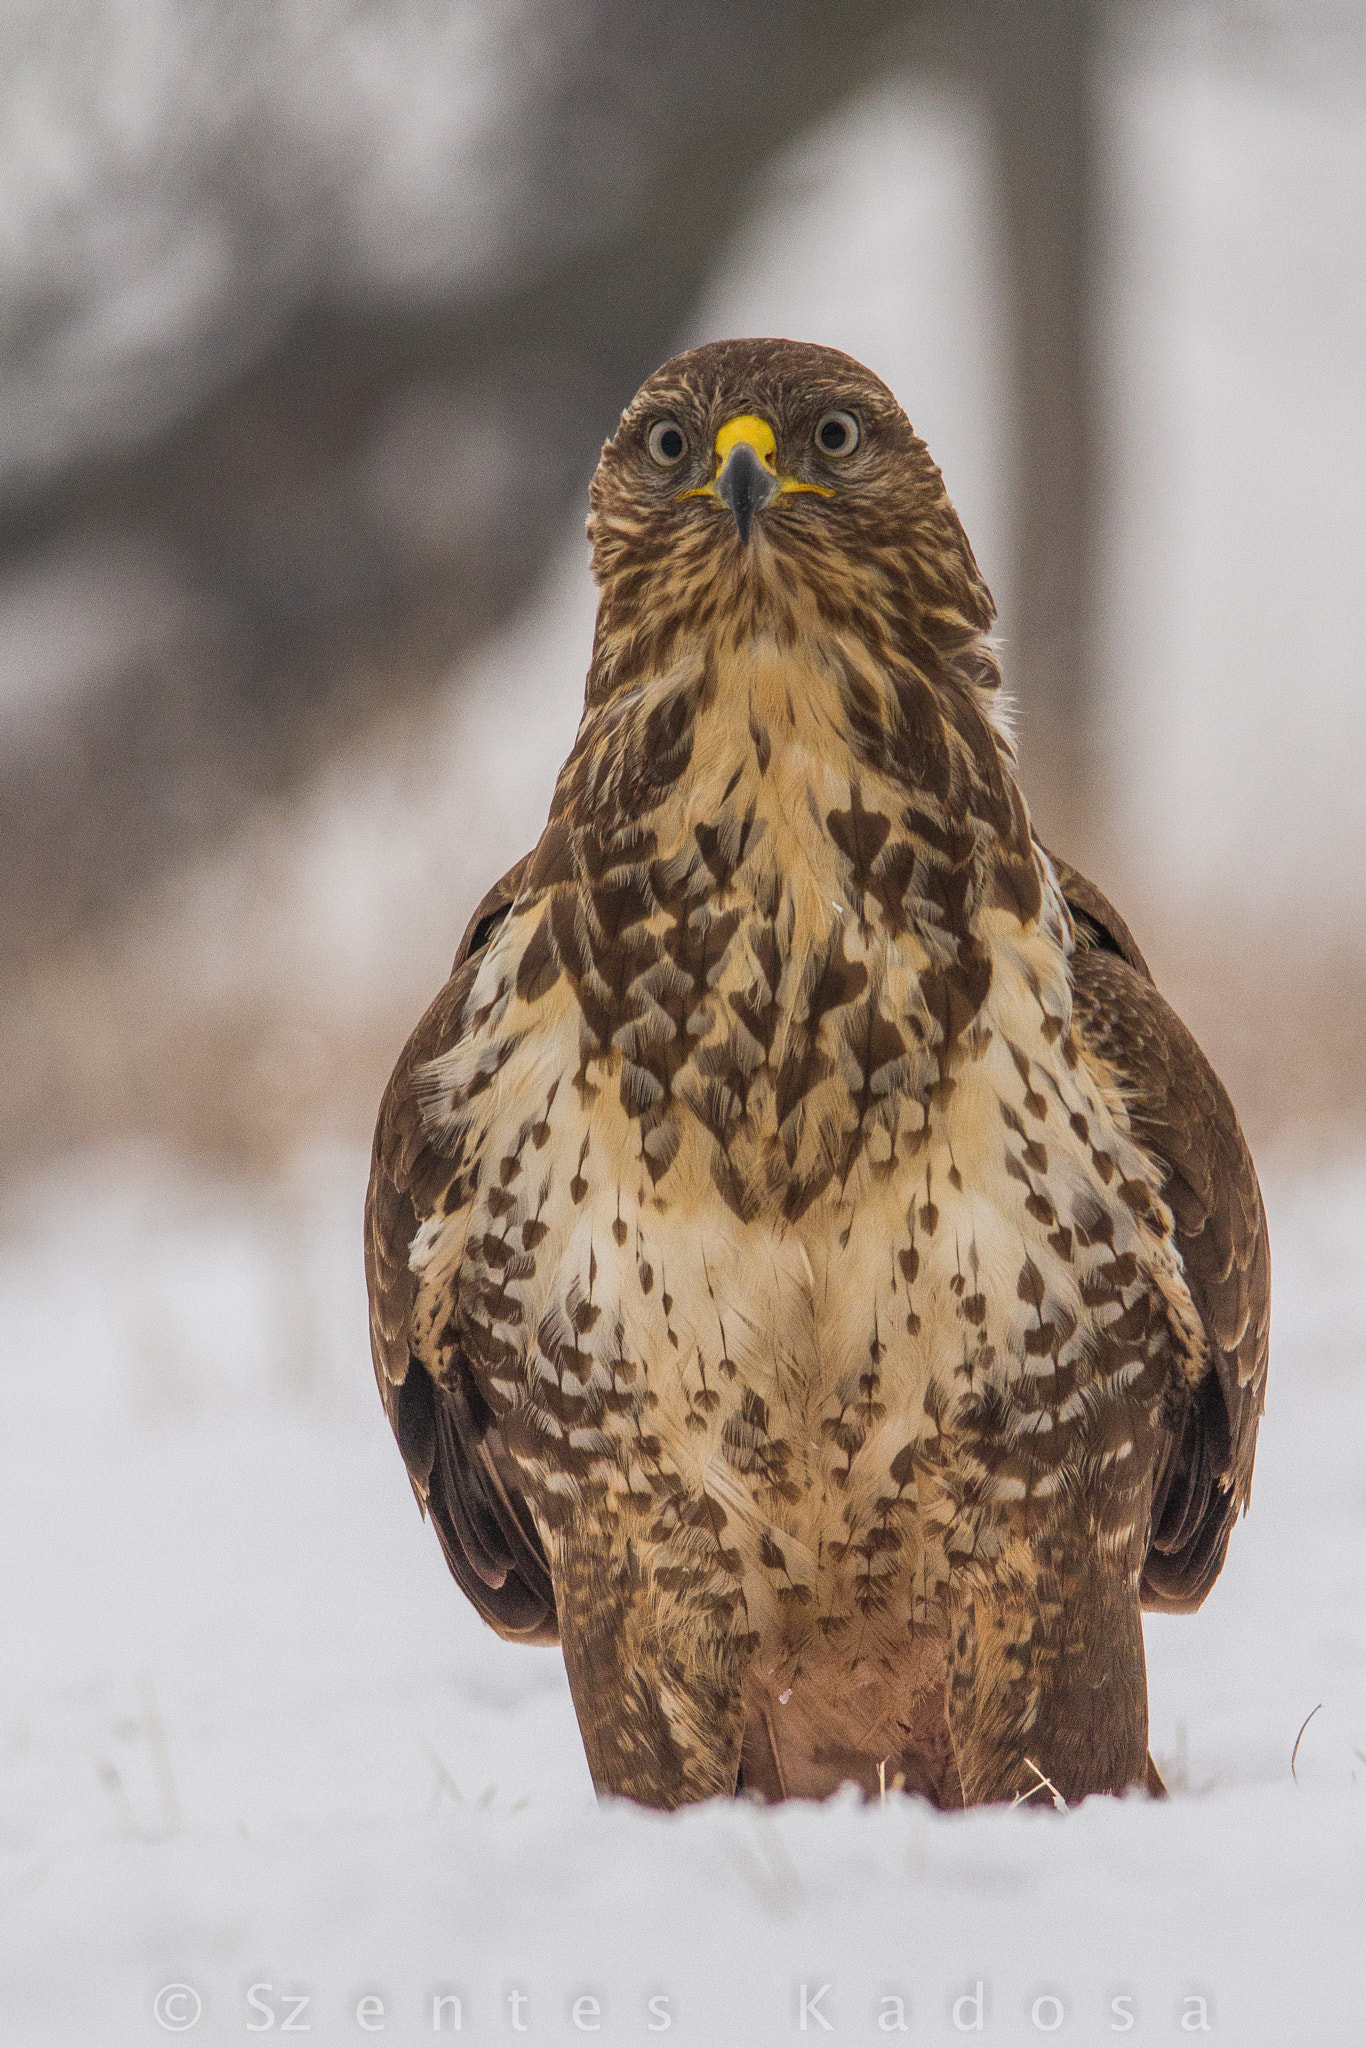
top-left (422, 1742), bottom-right (464, 1809)
top-left (724, 1805), bottom-right (804, 1915)
top-left (1290, 1704), bottom-right (1324, 1783)
top-left (94, 1759), bottom-right (143, 1840)
top-left (139, 1676), bottom-right (182, 1838)
top-left (1012, 1759), bottom-right (1068, 1811)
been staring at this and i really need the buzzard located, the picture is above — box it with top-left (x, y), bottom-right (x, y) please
top-left (365, 339), bottom-right (1268, 1811)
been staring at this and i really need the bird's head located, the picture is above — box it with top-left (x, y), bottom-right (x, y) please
top-left (586, 337), bottom-right (995, 691)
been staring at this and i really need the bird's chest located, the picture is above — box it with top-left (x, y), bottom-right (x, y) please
top-left (415, 800), bottom-right (1167, 1580)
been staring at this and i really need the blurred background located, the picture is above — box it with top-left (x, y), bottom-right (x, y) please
top-left (3, 0), bottom-right (1365, 1211)
top-left (4, 12), bottom-right (1366, 2029)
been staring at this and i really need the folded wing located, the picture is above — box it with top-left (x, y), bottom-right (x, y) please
top-left (364, 856), bottom-right (559, 1643)
top-left (1050, 853), bottom-right (1270, 1612)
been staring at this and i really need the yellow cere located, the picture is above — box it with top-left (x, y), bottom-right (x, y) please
top-left (714, 414), bottom-right (779, 469)
top-left (681, 413), bottom-right (833, 501)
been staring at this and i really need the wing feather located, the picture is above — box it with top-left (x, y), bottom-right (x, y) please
top-left (364, 855), bottom-right (559, 1643)
top-left (1049, 852), bottom-right (1270, 1612)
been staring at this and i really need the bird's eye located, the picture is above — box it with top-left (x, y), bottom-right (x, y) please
top-left (647, 419), bottom-right (688, 467)
top-left (815, 410), bottom-right (860, 458)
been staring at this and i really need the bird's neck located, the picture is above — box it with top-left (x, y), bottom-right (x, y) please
top-left (578, 604), bottom-right (1021, 857)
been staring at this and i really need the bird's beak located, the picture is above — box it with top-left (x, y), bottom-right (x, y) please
top-left (714, 432), bottom-right (779, 546)
top-left (680, 413), bottom-right (828, 545)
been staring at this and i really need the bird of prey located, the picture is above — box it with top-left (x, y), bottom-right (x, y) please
top-left (365, 338), bottom-right (1268, 1811)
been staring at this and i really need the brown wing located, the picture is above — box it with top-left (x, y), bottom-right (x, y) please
top-left (364, 855), bottom-right (559, 1644)
top-left (1049, 851), bottom-right (1270, 1612)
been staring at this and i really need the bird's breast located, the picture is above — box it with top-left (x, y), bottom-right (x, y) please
top-left (410, 650), bottom-right (1184, 1660)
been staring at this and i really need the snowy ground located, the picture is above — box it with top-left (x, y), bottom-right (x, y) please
top-left (0, 1145), bottom-right (1362, 2046)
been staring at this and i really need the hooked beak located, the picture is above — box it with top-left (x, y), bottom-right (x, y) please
top-left (714, 439), bottom-right (778, 546)
top-left (679, 412), bottom-right (830, 544)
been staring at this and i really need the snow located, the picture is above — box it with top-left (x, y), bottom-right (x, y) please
top-left (0, 1149), bottom-right (1362, 2045)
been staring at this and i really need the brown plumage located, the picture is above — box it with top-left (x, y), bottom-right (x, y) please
top-left (365, 338), bottom-right (1269, 1810)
